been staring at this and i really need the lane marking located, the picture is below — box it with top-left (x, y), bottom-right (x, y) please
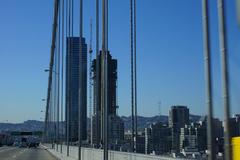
top-left (12, 148), bottom-right (27, 159)
top-left (0, 147), bottom-right (17, 153)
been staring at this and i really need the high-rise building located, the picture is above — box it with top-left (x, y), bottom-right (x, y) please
top-left (169, 106), bottom-right (189, 128)
top-left (145, 122), bottom-right (171, 155)
top-left (108, 115), bottom-right (124, 150)
top-left (196, 117), bottom-right (207, 152)
top-left (230, 114), bottom-right (240, 137)
top-left (169, 106), bottom-right (189, 153)
top-left (92, 51), bottom-right (117, 116)
top-left (66, 37), bottom-right (87, 142)
top-left (179, 124), bottom-right (198, 152)
top-left (92, 51), bottom-right (123, 147)
top-left (179, 124), bottom-right (200, 158)
top-left (145, 127), bottom-right (153, 154)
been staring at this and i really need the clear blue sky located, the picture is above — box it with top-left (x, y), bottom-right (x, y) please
top-left (0, 0), bottom-right (239, 123)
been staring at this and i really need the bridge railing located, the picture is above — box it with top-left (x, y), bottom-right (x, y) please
top-left (42, 143), bottom-right (192, 160)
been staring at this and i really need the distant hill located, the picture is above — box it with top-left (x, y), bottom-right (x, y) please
top-left (121, 115), bottom-right (168, 130)
top-left (0, 120), bottom-right (44, 132)
top-left (121, 114), bottom-right (202, 130)
top-left (0, 115), bottom-right (202, 132)
top-left (189, 114), bottom-right (202, 123)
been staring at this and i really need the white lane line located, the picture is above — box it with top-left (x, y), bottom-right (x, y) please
top-left (0, 146), bottom-right (8, 151)
top-left (12, 148), bottom-right (27, 159)
top-left (0, 147), bottom-right (17, 153)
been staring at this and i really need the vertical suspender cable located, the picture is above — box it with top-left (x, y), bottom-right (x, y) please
top-left (66, 0), bottom-right (70, 155)
top-left (52, 83), bottom-right (55, 148)
top-left (52, 22), bottom-right (57, 149)
top-left (133, 0), bottom-right (137, 153)
top-left (130, 0), bottom-right (135, 152)
top-left (102, 0), bottom-right (108, 159)
top-left (51, 77), bottom-right (54, 148)
top-left (95, 0), bottom-right (100, 147)
top-left (202, 0), bottom-right (214, 159)
top-left (102, 0), bottom-right (105, 155)
top-left (57, 1), bottom-right (61, 151)
top-left (217, 0), bottom-right (231, 159)
top-left (51, 84), bottom-right (53, 145)
top-left (69, 0), bottom-right (75, 145)
top-left (50, 88), bottom-right (52, 145)
top-left (101, 0), bottom-right (105, 148)
top-left (105, 0), bottom-right (109, 158)
top-left (79, 0), bottom-right (83, 159)
top-left (54, 31), bottom-right (58, 149)
top-left (70, 0), bottom-right (74, 144)
top-left (55, 7), bottom-right (57, 150)
top-left (101, 0), bottom-right (105, 146)
top-left (44, 0), bottom-right (59, 146)
top-left (60, 0), bottom-right (65, 154)
top-left (106, 0), bottom-right (108, 50)
top-left (55, 9), bottom-right (58, 150)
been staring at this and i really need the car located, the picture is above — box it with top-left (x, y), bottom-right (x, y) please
top-left (13, 142), bottom-right (20, 147)
top-left (19, 142), bottom-right (27, 148)
top-left (28, 142), bottom-right (37, 148)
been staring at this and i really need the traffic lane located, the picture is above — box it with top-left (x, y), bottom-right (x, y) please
top-left (0, 147), bottom-right (27, 160)
top-left (0, 146), bottom-right (9, 151)
top-left (15, 147), bottom-right (58, 160)
top-left (0, 146), bottom-right (12, 151)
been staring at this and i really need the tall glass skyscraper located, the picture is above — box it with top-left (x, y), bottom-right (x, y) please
top-left (66, 37), bottom-right (87, 141)
top-left (92, 51), bottom-right (117, 116)
top-left (169, 105), bottom-right (189, 153)
top-left (91, 51), bottom-right (124, 147)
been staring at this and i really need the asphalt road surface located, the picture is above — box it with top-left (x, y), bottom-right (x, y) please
top-left (0, 146), bottom-right (58, 160)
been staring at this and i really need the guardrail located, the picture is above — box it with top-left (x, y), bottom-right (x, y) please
top-left (42, 143), bottom-right (190, 160)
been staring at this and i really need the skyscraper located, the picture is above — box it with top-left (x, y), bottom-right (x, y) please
top-left (92, 51), bottom-right (117, 116)
top-left (145, 122), bottom-right (171, 155)
top-left (92, 51), bottom-right (124, 147)
top-left (169, 106), bottom-right (189, 128)
top-left (66, 37), bottom-right (87, 142)
top-left (169, 105), bottom-right (189, 153)
top-left (230, 114), bottom-right (240, 137)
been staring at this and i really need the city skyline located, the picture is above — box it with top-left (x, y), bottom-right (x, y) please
top-left (0, 0), bottom-right (240, 123)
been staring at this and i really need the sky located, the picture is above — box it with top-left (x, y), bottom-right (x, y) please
top-left (0, 0), bottom-right (239, 123)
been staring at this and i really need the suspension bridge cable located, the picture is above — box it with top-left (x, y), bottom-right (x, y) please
top-left (70, 0), bottom-right (74, 144)
top-left (202, 0), bottom-right (214, 159)
top-left (130, 0), bottom-right (135, 153)
top-left (133, 0), bottom-right (137, 153)
top-left (79, 0), bottom-right (83, 159)
top-left (53, 31), bottom-right (57, 148)
top-left (217, 0), bottom-right (232, 159)
top-left (66, 0), bottom-right (70, 155)
top-left (101, 0), bottom-right (109, 159)
top-left (56, 0), bottom-right (61, 150)
top-left (60, 0), bottom-right (65, 154)
top-left (44, 0), bottom-right (60, 145)
top-left (95, 0), bottom-right (100, 147)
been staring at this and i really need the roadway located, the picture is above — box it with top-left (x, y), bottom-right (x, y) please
top-left (0, 146), bottom-right (58, 160)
